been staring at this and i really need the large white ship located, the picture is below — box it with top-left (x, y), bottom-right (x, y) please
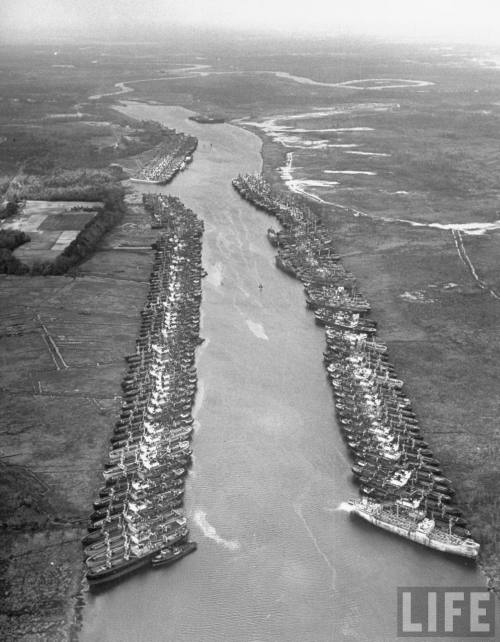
top-left (348, 498), bottom-right (480, 559)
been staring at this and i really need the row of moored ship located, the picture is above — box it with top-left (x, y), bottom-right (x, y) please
top-left (83, 195), bottom-right (203, 586)
top-left (130, 132), bottom-right (197, 185)
top-left (232, 173), bottom-right (480, 560)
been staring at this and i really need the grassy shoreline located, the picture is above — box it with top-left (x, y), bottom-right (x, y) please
top-left (242, 123), bottom-right (500, 592)
top-left (0, 190), bottom-right (158, 638)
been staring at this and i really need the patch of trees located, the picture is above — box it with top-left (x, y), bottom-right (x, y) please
top-left (0, 201), bottom-right (18, 220)
top-left (0, 249), bottom-right (28, 275)
top-left (0, 230), bottom-right (30, 275)
top-left (14, 169), bottom-right (118, 202)
top-left (0, 230), bottom-right (30, 251)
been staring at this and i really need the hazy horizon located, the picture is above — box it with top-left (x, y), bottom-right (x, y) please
top-left (3, 0), bottom-right (500, 47)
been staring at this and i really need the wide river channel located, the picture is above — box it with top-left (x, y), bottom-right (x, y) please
top-left (81, 102), bottom-right (491, 642)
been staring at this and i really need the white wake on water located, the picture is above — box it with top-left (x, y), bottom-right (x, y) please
top-left (336, 501), bottom-right (355, 513)
top-left (246, 320), bottom-right (269, 340)
top-left (324, 170), bottom-right (377, 176)
top-left (193, 510), bottom-right (241, 550)
top-left (346, 151), bottom-right (390, 157)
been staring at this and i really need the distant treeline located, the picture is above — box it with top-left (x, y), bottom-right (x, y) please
top-left (0, 187), bottom-right (125, 276)
top-left (10, 168), bottom-right (124, 203)
top-left (0, 117), bottom-right (173, 176)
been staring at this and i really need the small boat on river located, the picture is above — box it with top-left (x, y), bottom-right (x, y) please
top-left (151, 541), bottom-right (197, 568)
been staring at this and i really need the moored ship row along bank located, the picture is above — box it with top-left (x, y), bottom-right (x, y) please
top-left (83, 194), bottom-right (203, 586)
top-left (130, 131), bottom-right (197, 185)
top-left (232, 174), bottom-right (481, 560)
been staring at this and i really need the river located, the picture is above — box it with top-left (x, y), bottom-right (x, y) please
top-left (80, 102), bottom-right (491, 642)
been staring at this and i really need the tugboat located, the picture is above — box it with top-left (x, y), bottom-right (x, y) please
top-left (151, 541), bottom-right (197, 568)
top-left (348, 498), bottom-right (480, 559)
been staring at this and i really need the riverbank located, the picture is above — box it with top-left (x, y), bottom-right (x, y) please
top-left (245, 123), bottom-right (500, 591)
top-left (0, 191), bottom-right (158, 638)
top-left (232, 173), bottom-right (479, 555)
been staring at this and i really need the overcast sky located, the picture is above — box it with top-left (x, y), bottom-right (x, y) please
top-left (3, 0), bottom-right (500, 44)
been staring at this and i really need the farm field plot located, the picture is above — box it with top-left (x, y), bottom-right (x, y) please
top-left (1, 200), bottom-right (102, 266)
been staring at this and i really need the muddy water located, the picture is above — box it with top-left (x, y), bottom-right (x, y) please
top-left (80, 102), bottom-right (489, 642)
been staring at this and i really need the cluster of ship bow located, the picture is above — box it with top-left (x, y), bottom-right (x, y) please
top-left (83, 196), bottom-right (202, 586)
top-left (233, 173), bottom-right (480, 559)
top-left (131, 131), bottom-right (197, 185)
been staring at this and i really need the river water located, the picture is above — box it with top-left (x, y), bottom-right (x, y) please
top-left (80, 102), bottom-right (491, 642)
